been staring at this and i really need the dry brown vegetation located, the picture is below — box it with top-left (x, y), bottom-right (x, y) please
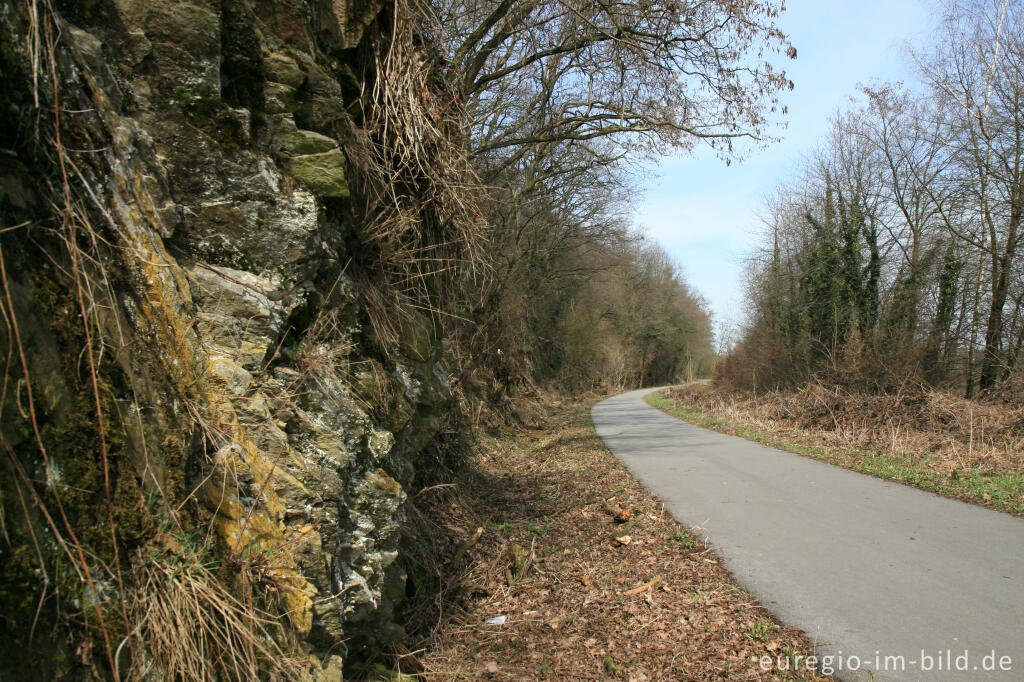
top-left (395, 396), bottom-right (827, 680)
top-left (126, 540), bottom-right (304, 681)
top-left (656, 384), bottom-right (1024, 515)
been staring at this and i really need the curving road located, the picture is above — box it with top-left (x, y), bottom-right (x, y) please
top-left (592, 387), bottom-right (1024, 681)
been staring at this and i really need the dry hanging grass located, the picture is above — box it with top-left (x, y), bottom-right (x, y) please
top-left (0, 3), bottom-right (135, 674)
top-left (126, 542), bottom-right (307, 681)
top-left (353, 0), bottom-right (486, 352)
top-left (0, 2), bottom-right (317, 678)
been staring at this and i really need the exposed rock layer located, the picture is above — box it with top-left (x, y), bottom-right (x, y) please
top-left (0, 0), bottom-right (451, 677)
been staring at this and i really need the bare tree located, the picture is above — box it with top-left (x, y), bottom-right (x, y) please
top-left (916, 0), bottom-right (1024, 392)
top-left (722, 0), bottom-right (1024, 397)
top-left (418, 0), bottom-right (792, 389)
top-left (435, 0), bottom-right (794, 161)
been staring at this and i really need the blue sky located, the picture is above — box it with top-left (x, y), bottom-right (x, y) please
top-left (633, 0), bottom-right (936, 345)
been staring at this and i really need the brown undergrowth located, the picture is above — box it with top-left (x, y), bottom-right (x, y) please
top-left (653, 383), bottom-right (1024, 515)
top-left (395, 394), bottom-right (827, 680)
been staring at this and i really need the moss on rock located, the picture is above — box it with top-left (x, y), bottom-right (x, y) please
top-left (286, 149), bottom-right (350, 198)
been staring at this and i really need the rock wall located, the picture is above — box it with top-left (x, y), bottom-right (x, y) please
top-left (0, 0), bottom-right (454, 677)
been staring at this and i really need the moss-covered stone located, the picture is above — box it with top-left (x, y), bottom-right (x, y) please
top-left (286, 149), bottom-right (350, 198)
top-left (272, 114), bottom-right (340, 155)
top-left (174, 90), bottom-right (251, 155)
top-left (265, 81), bottom-right (300, 114)
top-left (264, 52), bottom-right (307, 89)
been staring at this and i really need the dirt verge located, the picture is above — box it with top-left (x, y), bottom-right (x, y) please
top-left (398, 395), bottom-right (827, 680)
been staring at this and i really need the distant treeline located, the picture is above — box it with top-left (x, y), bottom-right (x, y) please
top-left (460, 222), bottom-right (716, 394)
top-left (408, 0), bottom-right (799, 396)
top-left (719, 0), bottom-right (1024, 399)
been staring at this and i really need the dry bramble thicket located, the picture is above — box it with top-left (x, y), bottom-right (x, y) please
top-left (658, 383), bottom-right (1024, 514)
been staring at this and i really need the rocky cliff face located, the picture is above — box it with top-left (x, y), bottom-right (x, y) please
top-left (0, 0), bottom-right (457, 677)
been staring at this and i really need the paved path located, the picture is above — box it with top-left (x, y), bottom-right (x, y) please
top-left (592, 388), bottom-right (1024, 681)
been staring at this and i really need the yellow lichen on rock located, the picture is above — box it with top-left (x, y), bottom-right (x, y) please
top-left (1, 1), bottom-right (456, 675)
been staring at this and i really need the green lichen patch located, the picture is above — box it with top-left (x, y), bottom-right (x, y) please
top-left (286, 149), bottom-right (350, 198)
top-left (276, 126), bottom-right (339, 156)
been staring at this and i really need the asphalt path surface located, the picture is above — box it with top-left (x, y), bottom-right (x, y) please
top-left (591, 387), bottom-right (1024, 681)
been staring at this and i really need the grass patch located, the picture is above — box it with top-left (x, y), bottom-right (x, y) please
top-left (644, 391), bottom-right (723, 426)
top-left (669, 532), bottom-right (698, 549)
